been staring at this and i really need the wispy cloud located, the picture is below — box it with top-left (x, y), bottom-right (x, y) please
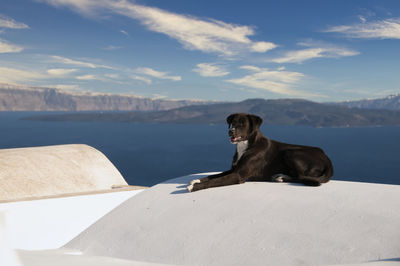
top-left (152, 93), bottom-right (168, 99)
top-left (104, 73), bottom-right (120, 79)
top-left (39, 0), bottom-right (277, 56)
top-left (130, 75), bottom-right (152, 85)
top-left (0, 66), bottom-right (48, 84)
top-left (325, 17), bottom-right (400, 39)
top-left (358, 15), bottom-right (367, 23)
top-left (0, 14), bottom-right (29, 29)
top-left (226, 65), bottom-right (312, 97)
top-left (120, 29), bottom-right (129, 36)
top-left (0, 39), bottom-right (24, 53)
top-left (102, 45), bottom-right (122, 50)
top-left (193, 63), bottom-right (229, 77)
top-left (0, 66), bottom-right (77, 84)
top-left (269, 41), bottom-right (359, 64)
top-left (47, 68), bottom-right (77, 77)
top-left (76, 74), bottom-right (97, 80)
top-left (50, 55), bottom-right (114, 69)
top-left (0, 15), bottom-right (27, 53)
top-left (136, 67), bottom-right (181, 81)
top-left (50, 84), bottom-right (82, 91)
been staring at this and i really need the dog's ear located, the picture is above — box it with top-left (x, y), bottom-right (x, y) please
top-left (226, 114), bottom-right (236, 125)
top-left (248, 114), bottom-right (263, 129)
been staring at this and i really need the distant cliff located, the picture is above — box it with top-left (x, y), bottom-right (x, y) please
top-left (25, 98), bottom-right (400, 127)
top-left (0, 84), bottom-right (210, 111)
top-left (337, 94), bottom-right (400, 110)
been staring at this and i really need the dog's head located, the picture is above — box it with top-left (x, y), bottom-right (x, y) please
top-left (226, 113), bottom-right (263, 144)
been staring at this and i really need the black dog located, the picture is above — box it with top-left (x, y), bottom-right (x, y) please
top-left (187, 113), bottom-right (333, 192)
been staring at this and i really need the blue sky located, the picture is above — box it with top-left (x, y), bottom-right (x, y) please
top-left (0, 0), bottom-right (399, 102)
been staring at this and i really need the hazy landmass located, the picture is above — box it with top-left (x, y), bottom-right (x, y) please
top-left (0, 83), bottom-right (211, 111)
top-left (2, 83), bottom-right (400, 127)
top-left (24, 98), bottom-right (400, 127)
top-left (336, 94), bottom-right (400, 110)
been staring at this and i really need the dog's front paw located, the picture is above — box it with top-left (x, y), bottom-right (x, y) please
top-left (189, 179), bottom-right (201, 185)
top-left (187, 184), bottom-right (194, 192)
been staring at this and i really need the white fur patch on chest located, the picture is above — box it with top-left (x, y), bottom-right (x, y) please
top-left (235, 140), bottom-right (249, 163)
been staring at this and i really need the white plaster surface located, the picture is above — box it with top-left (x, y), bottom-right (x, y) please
top-left (16, 249), bottom-right (169, 266)
top-left (0, 212), bottom-right (23, 266)
top-left (0, 144), bottom-right (128, 202)
top-left (0, 189), bottom-right (143, 250)
top-left (63, 173), bottom-right (400, 266)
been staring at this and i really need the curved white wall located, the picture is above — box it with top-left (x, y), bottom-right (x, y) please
top-left (0, 144), bottom-right (128, 202)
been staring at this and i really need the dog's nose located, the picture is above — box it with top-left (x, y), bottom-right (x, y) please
top-left (229, 128), bottom-right (235, 136)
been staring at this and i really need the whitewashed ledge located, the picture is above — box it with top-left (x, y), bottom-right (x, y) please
top-left (0, 145), bottom-right (399, 266)
top-left (0, 144), bottom-right (145, 203)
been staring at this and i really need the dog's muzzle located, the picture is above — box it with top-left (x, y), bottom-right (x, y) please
top-left (229, 128), bottom-right (243, 143)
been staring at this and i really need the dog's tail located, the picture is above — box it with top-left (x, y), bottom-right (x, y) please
top-left (298, 165), bottom-right (334, 186)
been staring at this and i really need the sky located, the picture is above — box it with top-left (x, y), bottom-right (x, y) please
top-left (0, 0), bottom-right (399, 102)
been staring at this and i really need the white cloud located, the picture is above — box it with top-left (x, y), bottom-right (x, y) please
top-left (120, 29), bottom-right (129, 36)
top-left (325, 18), bottom-right (400, 39)
top-left (0, 39), bottom-right (24, 53)
top-left (152, 93), bottom-right (168, 99)
top-left (39, 0), bottom-right (277, 56)
top-left (226, 65), bottom-right (311, 96)
top-left (131, 75), bottom-right (152, 85)
top-left (102, 45), bottom-right (122, 50)
top-left (0, 66), bottom-right (81, 84)
top-left (269, 42), bottom-right (359, 64)
top-left (0, 66), bottom-right (48, 84)
top-left (251, 42), bottom-right (277, 53)
top-left (193, 63), bottom-right (229, 77)
top-left (0, 14), bottom-right (29, 29)
top-left (0, 15), bottom-right (27, 54)
top-left (50, 84), bottom-right (81, 91)
top-left (239, 65), bottom-right (262, 72)
top-left (51, 55), bottom-right (114, 69)
top-left (136, 67), bottom-right (181, 81)
top-left (104, 73), bottom-right (120, 79)
top-left (76, 74), bottom-right (96, 80)
top-left (47, 68), bottom-right (77, 77)
top-left (358, 15), bottom-right (367, 23)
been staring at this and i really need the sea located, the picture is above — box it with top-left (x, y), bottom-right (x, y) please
top-left (0, 112), bottom-right (399, 186)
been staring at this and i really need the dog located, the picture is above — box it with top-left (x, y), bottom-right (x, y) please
top-left (187, 113), bottom-right (333, 192)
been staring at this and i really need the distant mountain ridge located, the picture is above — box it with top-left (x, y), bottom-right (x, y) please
top-left (5, 83), bottom-right (400, 127)
top-left (3, 83), bottom-right (400, 112)
top-left (26, 98), bottom-right (400, 127)
top-left (0, 83), bottom-right (211, 111)
top-left (336, 94), bottom-right (400, 110)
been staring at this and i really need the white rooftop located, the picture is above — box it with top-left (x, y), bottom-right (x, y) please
top-left (1, 174), bottom-right (400, 265)
top-left (62, 174), bottom-right (400, 265)
top-left (0, 145), bottom-right (399, 265)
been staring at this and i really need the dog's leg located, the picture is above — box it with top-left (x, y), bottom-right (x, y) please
top-left (186, 183), bottom-right (197, 192)
top-left (283, 149), bottom-right (332, 186)
top-left (187, 173), bottom-right (242, 192)
top-left (189, 179), bottom-right (201, 186)
top-left (189, 170), bottom-right (233, 186)
top-left (271, 174), bottom-right (293, 183)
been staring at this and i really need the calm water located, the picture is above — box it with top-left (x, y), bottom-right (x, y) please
top-left (0, 112), bottom-right (399, 186)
